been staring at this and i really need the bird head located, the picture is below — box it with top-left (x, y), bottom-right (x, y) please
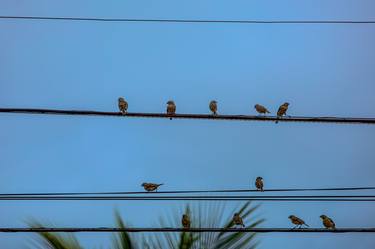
top-left (256, 177), bottom-right (263, 181)
top-left (234, 213), bottom-right (239, 217)
top-left (288, 215), bottom-right (295, 220)
top-left (283, 102), bottom-right (290, 106)
top-left (167, 100), bottom-right (175, 105)
top-left (320, 215), bottom-right (327, 219)
top-left (211, 100), bottom-right (217, 104)
top-left (141, 183), bottom-right (147, 187)
top-left (118, 97), bottom-right (125, 102)
top-left (183, 214), bottom-right (188, 218)
top-left (254, 104), bottom-right (259, 108)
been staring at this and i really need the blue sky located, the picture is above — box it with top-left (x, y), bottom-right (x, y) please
top-left (1, 0), bottom-right (375, 248)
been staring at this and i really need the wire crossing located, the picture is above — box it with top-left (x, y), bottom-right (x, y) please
top-left (1, 16), bottom-right (375, 24)
top-left (1, 227), bottom-right (374, 233)
top-left (1, 108), bottom-right (374, 124)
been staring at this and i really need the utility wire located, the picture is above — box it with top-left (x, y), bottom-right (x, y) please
top-left (1, 16), bottom-right (375, 24)
top-left (1, 227), bottom-right (374, 233)
top-left (1, 196), bottom-right (375, 201)
top-left (1, 108), bottom-right (374, 124)
top-left (1, 195), bottom-right (375, 198)
top-left (1, 187), bottom-right (374, 196)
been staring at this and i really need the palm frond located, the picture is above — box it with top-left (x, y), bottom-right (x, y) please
top-left (27, 220), bottom-right (83, 249)
top-left (111, 209), bottom-right (136, 249)
top-left (149, 201), bottom-right (262, 249)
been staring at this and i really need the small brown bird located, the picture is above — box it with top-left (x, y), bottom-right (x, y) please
top-left (254, 104), bottom-right (270, 115)
top-left (232, 213), bottom-right (245, 227)
top-left (320, 215), bottom-right (336, 229)
top-left (209, 100), bottom-right (218, 115)
top-left (276, 102), bottom-right (290, 123)
top-left (141, 182), bottom-right (163, 192)
top-left (166, 100), bottom-right (176, 120)
top-left (118, 97), bottom-right (128, 114)
top-left (182, 214), bottom-right (191, 229)
top-left (255, 177), bottom-right (264, 191)
top-left (288, 215), bottom-right (309, 229)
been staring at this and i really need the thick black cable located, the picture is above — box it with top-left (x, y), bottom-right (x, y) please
top-left (1, 195), bottom-right (375, 198)
top-left (1, 16), bottom-right (375, 24)
top-left (1, 227), bottom-right (375, 233)
top-left (1, 108), bottom-right (375, 124)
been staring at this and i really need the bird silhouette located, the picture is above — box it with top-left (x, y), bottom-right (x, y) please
top-left (232, 213), bottom-right (245, 227)
top-left (288, 215), bottom-right (309, 229)
top-left (166, 100), bottom-right (176, 120)
top-left (209, 100), bottom-right (218, 115)
top-left (320, 215), bottom-right (336, 229)
top-left (255, 177), bottom-right (264, 191)
top-left (254, 104), bottom-right (270, 115)
top-left (118, 97), bottom-right (128, 114)
top-left (276, 102), bottom-right (290, 123)
top-left (141, 183), bottom-right (163, 192)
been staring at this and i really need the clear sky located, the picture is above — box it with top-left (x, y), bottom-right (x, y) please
top-left (1, 0), bottom-right (375, 248)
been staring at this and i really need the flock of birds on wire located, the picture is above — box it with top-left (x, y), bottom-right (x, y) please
top-left (142, 178), bottom-right (336, 230)
top-left (120, 97), bottom-right (335, 230)
top-left (118, 97), bottom-right (290, 123)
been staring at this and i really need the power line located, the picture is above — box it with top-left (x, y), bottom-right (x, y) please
top-left (1, 227), bottom-right (374, 233)
top-left (1, 196), bottom-right (375, 201)
top-left (1, 186), bottom-right (374, 196)
top-left (0, 16), bottom-right (375, 24)
top-left (1, 108), bottom-right (374, 124)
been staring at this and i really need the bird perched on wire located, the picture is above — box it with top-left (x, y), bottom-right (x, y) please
top-left (118, 97), bottom-right (128, 114)
top-left (288, 215), bottom-right (309, 229)
top-left (141, 183), bottom-right (163, 192)
top-left (255, 177), bottom-right (264, 191)
top-left (254, 104), bottom-right (270, 115)
top-left (209, 100), bottom-right (218, 115)
top-left (320, 215), bottom-right (336, 229)
top-left (182, 214), bottom-right (191, 229)
top-left (276, 102), bottom-right (290, 123)
top-left (232, 213), bottom-right (245, 227)
top-left (166, 100), bottom-right (176, 120)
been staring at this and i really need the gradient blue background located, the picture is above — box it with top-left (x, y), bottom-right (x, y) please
top-left (1, 0), bottom-right (375, 248)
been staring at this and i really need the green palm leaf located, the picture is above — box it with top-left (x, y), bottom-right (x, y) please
top-left (27, 220), bottom-right (83, 249)
top-left (111, 209), bottom-right (136, 249)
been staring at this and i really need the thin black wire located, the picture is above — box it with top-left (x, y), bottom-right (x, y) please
top-left (1, 187), bottom-right (374, 196)
top-left (1, 16), bottom-right (375, 24)
top-left (1, 108), bottom-right (375, 124)
top-left (1, 196), bottom-right (375, 201)
top-left (1, 227), bottom-right (375, 233)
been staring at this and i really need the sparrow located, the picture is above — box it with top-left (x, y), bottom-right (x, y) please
top-left (288, 215), bottom-right (309, 229)
top-left (255, 177), bottom-right (264, 191)
top-left (276, 102), bottom-right (290, 123)
top-left (182, 214), bottom-right (191, 229)
top-left (232, 213), bottom-right (245, 227)
top-left (141, 183), bottom-right (163, 192)
top-left (118, 97), bottom-right (128, 114)
top-left (254, 104), bottom-right (270, 115)
top-left (209, 100), bottom-right (218, 115)
top-left (166, 100), bottom-right (176, 120)
top-left (320, 215), bottom-right (336, 229)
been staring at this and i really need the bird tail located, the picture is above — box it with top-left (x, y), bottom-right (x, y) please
top-left (304, 223), bottom-right (309, 227)
top-left (266, 110), bottom-right (270, 114)
top-left (158, 183), bottom-right (164, 187)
